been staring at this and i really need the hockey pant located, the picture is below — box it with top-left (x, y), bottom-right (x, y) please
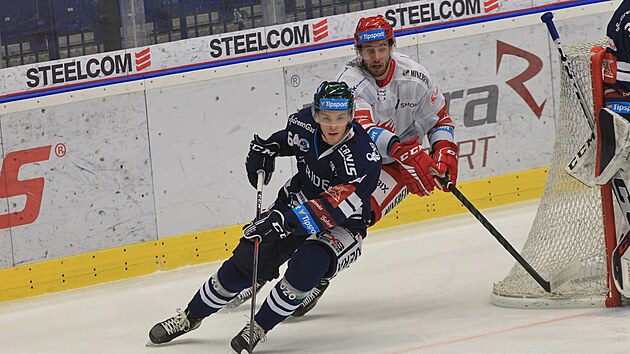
top-left (188, 216), bottom-right (363, 324)
top-left (255, 226), bottom-right (363, 331)
top-left (369, 162), bottom-right (411, 226)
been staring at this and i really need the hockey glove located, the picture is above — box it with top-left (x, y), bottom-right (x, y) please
top-left (246, 134), bottom-right (280, 188)
top-left (432, 140), bottom-right (458, 191)
top-left (243, 210), bottom-right (290, 243)
top-left (390, 136), bottom-right (438, 196)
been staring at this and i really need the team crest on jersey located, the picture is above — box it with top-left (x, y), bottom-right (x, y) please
top-left (324, 184), bottom-right (356, 208)
top-left (298, 138), bottom-right (309, 152)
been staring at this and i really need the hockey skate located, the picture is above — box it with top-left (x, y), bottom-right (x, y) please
top-left (230, 320), bottom-right (267, 353)
top-left (147, 308), bottom-right (202, 345)
top-left (223, 280), bottom-right (268, 311)
top-left (291, 278), bottom-right (330, 317)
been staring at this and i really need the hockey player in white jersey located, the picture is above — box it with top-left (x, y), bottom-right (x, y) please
top-left (290, 14), bottom-right (459, 316)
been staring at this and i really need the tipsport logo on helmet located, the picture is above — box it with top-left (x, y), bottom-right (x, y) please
top-left (357, 29), bottom-right (388, 43)
top-left (320, 98), bottom-right (350, 110)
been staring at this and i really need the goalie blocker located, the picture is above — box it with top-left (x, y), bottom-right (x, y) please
top-left (568, 107), bottom-right (630, 297)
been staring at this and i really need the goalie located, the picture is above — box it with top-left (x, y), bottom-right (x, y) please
top-left (584, 0), bottom-right (630, 297)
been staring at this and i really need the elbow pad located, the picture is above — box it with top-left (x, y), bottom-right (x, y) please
top-left (367, 127), bottom-right (397, 158)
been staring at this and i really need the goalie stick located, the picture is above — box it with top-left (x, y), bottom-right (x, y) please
top-left (542, 12), bottom-right (630, 298)
top-left (440, 177), bottom-right (578, 293)
top-left (249, 170), bottom-right (265, 353)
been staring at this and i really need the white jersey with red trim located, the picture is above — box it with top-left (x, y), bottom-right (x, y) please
top-left (335, 51), bottom-right (453, 164)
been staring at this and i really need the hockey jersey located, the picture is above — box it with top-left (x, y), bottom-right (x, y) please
top-left (605, 0), bottom-right (630, 110)
top-left (335, 51), bottom-right (454, 163)
top-left (268, 107), bottom-right (382, 236)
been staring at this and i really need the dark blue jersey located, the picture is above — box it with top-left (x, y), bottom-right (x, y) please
top-left (268, 107), bottom-right (382, 236)
top-left (606, 0), bottom-right (630, 97)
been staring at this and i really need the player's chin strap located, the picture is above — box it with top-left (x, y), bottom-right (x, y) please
top-left (438, 176), bottom-right (578, 292)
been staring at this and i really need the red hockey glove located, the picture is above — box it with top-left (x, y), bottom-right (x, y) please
top-left (432, 140), bottom-right (458, 191)
top-left (390, 136), bottom-right (438, 196)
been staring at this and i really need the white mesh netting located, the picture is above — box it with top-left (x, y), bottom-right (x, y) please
top-left (491, 41), bottom-right (610, 308)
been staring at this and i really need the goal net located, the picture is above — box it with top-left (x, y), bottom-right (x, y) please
top-left (491, 41), bottom-right (623, 308)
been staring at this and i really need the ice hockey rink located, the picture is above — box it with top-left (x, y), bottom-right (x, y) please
top-left (1, 199), bottom-right (629, 354)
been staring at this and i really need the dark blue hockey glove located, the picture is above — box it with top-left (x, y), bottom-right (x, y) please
top-left (246, 134), bottom-right (280, 188)
top-left (243, 210), bottom-right (290, 243)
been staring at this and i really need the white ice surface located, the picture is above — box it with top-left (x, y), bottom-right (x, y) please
top-left (1, 199), bottom-right (629, 354)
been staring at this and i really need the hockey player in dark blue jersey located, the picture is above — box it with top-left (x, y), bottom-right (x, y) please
top-left (604, 0), bottom-right (630, 114)
top-left (147, 81), bottom-right (382, 352)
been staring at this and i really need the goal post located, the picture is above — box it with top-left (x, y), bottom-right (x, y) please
top-left (491, 41), bottom-right (623, 308)
top-left (590, 45), bottom-right (622, 308)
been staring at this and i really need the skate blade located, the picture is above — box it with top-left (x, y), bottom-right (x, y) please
top-left (227, 346), bottom-right (247, 354)
top-left (146, 340), bottom-right (165, 347)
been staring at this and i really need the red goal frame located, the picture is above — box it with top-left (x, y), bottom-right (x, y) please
top-left (590, 45), bottom-right (622, 307)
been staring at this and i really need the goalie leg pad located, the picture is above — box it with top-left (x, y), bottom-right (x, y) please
top-left (565, 131), bottom-right (597, 187)
top-left (612, 231), bottom-right (630, 297)
top-left (594, 108), bottom-right (630, 185)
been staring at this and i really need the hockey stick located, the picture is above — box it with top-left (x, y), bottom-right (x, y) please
top-left (541, 12), bottom-right (595, 129)
top-left (249, 170), bottom-right (265, 353)
top-left (542, 12), bottom-right (630, 296)
top-left (440, 177), bottom-right (578, 292)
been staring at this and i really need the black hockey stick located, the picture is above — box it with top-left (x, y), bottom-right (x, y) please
top-left (542, 11), bottom-right (630, 296)
top-left (440, 177), bottom-right (577, 292)
top-left (249, 170), bottom-right (265, 353)
top-left (541, 12), bottom-right (595, 129)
